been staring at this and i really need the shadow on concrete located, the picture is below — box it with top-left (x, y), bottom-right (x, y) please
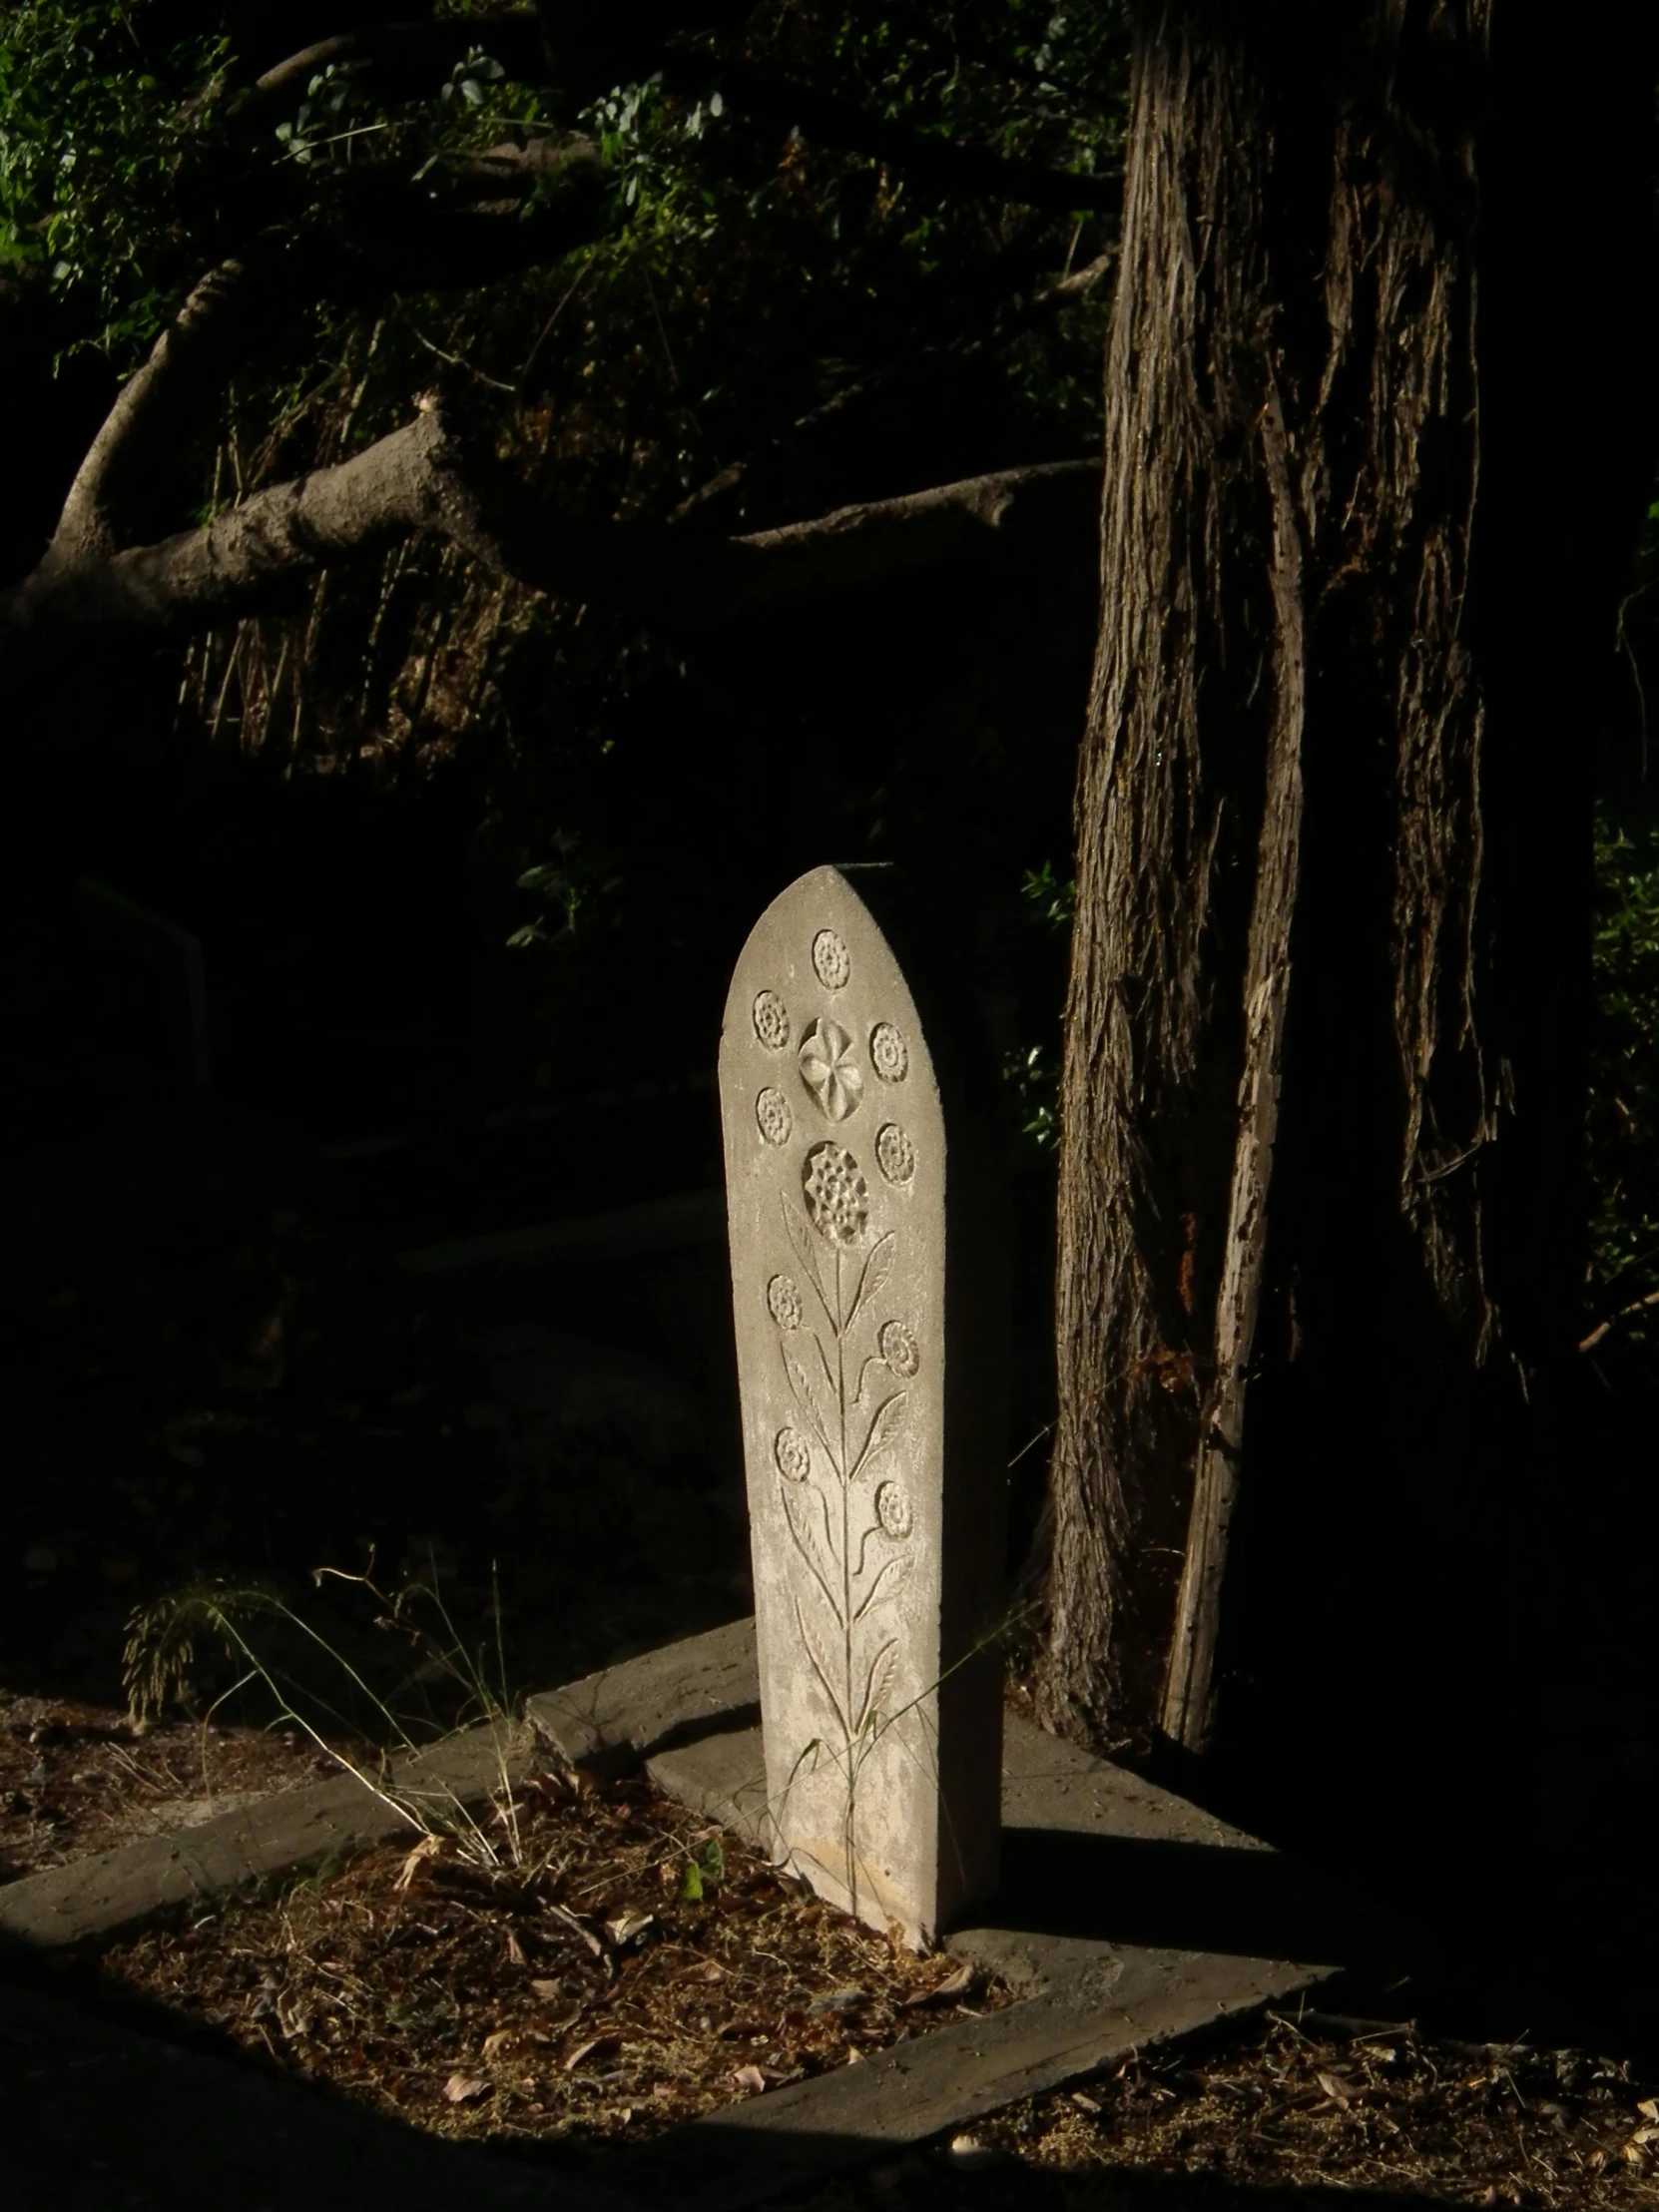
top-left (988, 1827), bottom-right (1417, 1974)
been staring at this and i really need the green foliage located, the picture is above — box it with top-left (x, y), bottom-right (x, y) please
top-left (678, 1836), bottom-right (725, 1901)
top-left (0, 4), bottom-right (232, 355)
top-left (999, 861), bottom-right (1075, 1151)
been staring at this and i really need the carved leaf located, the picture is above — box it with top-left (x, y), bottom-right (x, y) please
top-left (855, 1637), bottom-right (900, 1736)
top-left (853, 1549), bottom-right (913, 1623)
top-left (845, 1232), bottom-right (896, 1332)
top-left (782, 1198), bottom-right (835, 1330)
top-left (781, 1476), bottom-right (844, 1619)
top-left (851, 1389), bottom-right (908, 1478)
top-left (795, 1592), bottom-right (851, 1741)
top-left (782, 1343), bottom-right (837, 1467)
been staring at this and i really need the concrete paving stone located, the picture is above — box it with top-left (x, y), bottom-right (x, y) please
top-left (0, 1721), bottom-right (529, 1951)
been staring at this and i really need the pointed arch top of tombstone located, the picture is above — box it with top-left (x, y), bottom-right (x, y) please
top-left (718, 863), bottom-right (1008, 1945)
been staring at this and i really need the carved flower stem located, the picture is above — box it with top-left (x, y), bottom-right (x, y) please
top-left (834, 1250), bottom-right (855, 1777)
top-left (832, 1245), bottom-right (861, 1918)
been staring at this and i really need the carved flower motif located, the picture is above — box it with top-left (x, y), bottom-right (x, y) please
top-left (803, 1142), bottom-right (869, 1246)
top-left (767, 1275), bottom-right (804, 1331)
top-left (874, 1480), bottom-right (913, 1539)
top-left (756, 1087), bottom-right (792, 1146)
top-left (798, 1017), bottom-right (863, 1122)
top-left (869, 1022), bottom-right (908, 1083)
top-left (875, 1122), bottom-right (915, 1185)
top-left (775, 1427), bottom-right (812, 1483)
top-left (878, 1319), bottom-right (919, 1379)
top-left (753, 990), bottom-right (791, 1050)
top-left (813, 929), bottom-right (850, 989)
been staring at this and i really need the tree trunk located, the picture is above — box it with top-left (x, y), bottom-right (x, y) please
top-left (1040, 3), bottom-right (1657, 1855)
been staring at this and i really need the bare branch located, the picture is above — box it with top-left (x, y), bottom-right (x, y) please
top-left (5, 403), bottom-right (1100, 655)
top-left (43, 168), bottom-right (606, 570)
top-left (673, 245), bottom-right (1116, 525)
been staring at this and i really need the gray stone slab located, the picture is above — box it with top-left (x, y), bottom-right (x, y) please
top-left (600, 1942), bottom-right (1324, 2212)
top-left (0, 1722), bottom-right (528, 1951)
top-left (719, 865), bottom-right (1009, 1946)
top-left (0, 1978), bottom-right (626, 2212)
top-left (525, 1617), bottom-right (761, 1774)
top-left (628, 1708), bottom-right (1425, 2207)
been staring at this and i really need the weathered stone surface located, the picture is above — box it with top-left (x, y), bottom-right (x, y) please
top-left (630, 1705), bottom-right (1424, 2212)
top-left (0, 1723), bottom-right (529, 1952)
top-left (647, 1709), bottom-right (1415, 1997)
top-left (719, 867), bottom-right (1008, 1944)
top-left (0, 1624), bottom-right (757, 1957)
top-left (526, 1617), bottom-right (760, 1774)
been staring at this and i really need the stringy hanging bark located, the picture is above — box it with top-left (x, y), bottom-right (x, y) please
top-left (1040, 2), bottom-right (1657, 1787)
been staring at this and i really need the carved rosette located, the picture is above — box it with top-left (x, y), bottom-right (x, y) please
top-left (869, 1022), bottom-right (908, 1082)
top-left (813, 929), bottom-right (851, 989)
top-left (798, 1017), bottom-right (863, 1122)
top-left (875, 1122), bottom-right (916, 1185)
top-left (754, 990), bottom-right (792, 1050)
top-left (756, 1087), bottom-right (792, 1145)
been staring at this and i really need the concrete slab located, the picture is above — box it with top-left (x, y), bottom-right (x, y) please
top-left (622, 1702), bottom-right (1424, 2208)
top-left (0, 1621), bottom-right (757, 1955)
top-left (526, 1617), bottom-right (760, 1774)
top-left (0, 1721), bottom-right (529, 1951)
top-left (0, 1614), bottom-right (1422, 2212)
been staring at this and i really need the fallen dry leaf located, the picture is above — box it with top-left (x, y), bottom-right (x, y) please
top-left (443, 2072), bottom-right (490, 2105)
top-left (394, 1836), bottom-right (442, 1891)
top-left (564, 2033), bottom-right (620, 2074)
top-left (1640, 2099), bottom-right (1659, 2123)
top-left (904, 1959), bottom-right (975, 2007)
top-left (605, 1909), bottom-right (654, 1946)
top-left (481, 2027), bottom-right (514, 2059)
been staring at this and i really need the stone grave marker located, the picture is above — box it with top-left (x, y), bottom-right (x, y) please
top-left (719, 864), bottom-right (1007, 1945)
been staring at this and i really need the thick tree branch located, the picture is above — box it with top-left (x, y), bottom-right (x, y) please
top-left (4, 403), bottom-right (1100, 653)
top-left (43, 168), bottom-right (606, 570)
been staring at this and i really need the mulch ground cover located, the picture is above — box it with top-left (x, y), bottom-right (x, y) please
top-left (782, 2012), bottom-right (1659, 2211)
top-left (93, 1760), bottom-right (1010, 2150)
top-left (0, 1691), bottom-right (335, 1884)
top-left (79, 1757), bottom-right (1659, 2207)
